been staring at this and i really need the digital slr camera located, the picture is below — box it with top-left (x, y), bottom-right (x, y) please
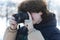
top-left (13, 11), bottom-right (29, 40)
top-left (13, 11), bottom-right (29, 23)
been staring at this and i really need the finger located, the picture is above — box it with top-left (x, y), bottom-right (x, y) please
top-left (27, 12), bottom-right (32, 20)
top-left (9, 16), bottom-right (15, 20)
top-left (9, 20), bottom-right (17, 25)
top-left (9, 20), bottom-right (17, 28)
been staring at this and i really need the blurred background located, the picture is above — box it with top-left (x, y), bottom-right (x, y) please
top-left (0, 0), bottom-right (60, 40)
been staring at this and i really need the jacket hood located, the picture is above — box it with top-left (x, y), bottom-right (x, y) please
top-left (34, 13), bottom-right (57, 30)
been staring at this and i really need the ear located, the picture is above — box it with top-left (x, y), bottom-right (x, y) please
top-left (39, 12), bottom-right (43, 16)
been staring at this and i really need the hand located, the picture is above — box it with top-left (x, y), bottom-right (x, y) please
top-left (9, 16), bottom-right (17, 30)
top-left (24, 12), bottom-right (34, 31)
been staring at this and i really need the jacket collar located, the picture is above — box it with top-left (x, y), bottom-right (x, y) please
top-left (34, 13), bottom-right (57, 30)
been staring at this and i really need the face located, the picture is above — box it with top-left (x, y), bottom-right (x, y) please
top-left (31, 12), bottom-right (42, 24)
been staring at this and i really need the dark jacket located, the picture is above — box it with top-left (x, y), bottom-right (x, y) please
top-left (34, 13), bottom-right (60, 40)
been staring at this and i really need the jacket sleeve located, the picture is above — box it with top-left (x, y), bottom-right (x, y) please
top-left (3, 27), bottom-right (17, 40)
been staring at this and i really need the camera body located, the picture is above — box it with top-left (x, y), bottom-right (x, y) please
top-left (13, 11), bottom-right (29, 23)
top-left (13, 11), bottom-right (29, 40)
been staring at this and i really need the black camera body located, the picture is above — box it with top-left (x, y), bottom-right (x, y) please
top-left (13, 11), bottom-right (29, 40)
top-left (13, 11), bottom-right (29, 23)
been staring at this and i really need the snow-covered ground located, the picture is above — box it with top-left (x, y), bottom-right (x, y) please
top-left (0, 17), bottom-right (7, 40)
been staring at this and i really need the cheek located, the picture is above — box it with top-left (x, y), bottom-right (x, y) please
top-left (31, 14), bottom-right (36, 20)
top-left (31, 14), bottom-right (40, 20)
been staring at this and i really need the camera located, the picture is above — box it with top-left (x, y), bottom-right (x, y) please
top-left (13, 11), bottom-right (29, 40)
top-left (13, 11), bottom-right (29, 23)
